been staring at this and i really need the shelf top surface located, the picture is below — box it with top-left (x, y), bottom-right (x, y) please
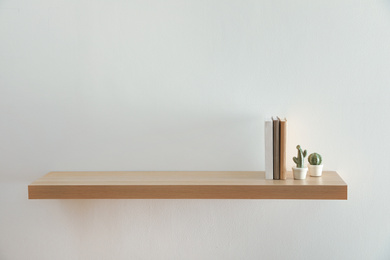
top-left (30, 171), bottom-right (346, 186)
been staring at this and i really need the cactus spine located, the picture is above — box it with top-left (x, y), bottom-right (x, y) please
top-left (308, 153), bottom-right (322, 165)
top-left (293, 145), bottom-right (307, 168)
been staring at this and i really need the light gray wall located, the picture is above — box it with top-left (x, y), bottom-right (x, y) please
top-left (1, 0), bottom-right (390, 259)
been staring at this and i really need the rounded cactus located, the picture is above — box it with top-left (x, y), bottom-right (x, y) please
top-left (308, 153), bottom-right (322, 165)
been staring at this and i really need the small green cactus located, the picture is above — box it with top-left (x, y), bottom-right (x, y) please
top-left (293, 145), bottom-right (307, 168)
top-left (308, 153), bottom-right (322, 165)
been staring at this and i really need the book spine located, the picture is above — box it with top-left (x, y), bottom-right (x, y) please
top-left (273, 117), bottom-right (280, 180)
top-left (279, 119), bottom-right (287, 180)
top-left (264, 119), bottom-right (273, 180)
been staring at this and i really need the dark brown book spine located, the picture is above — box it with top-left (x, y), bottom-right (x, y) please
top-left (279, 119), bottom-right (287, 180)
top-left (273, 117), bottom-right (280, 180)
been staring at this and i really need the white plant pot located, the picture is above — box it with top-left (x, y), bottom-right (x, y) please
top-left (309, 165), bottom-right (323, 177)
top-left (292, 167), bottom-right (308, 180)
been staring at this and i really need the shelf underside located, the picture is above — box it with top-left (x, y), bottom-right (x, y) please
top-left (28, 171), bottom-right (347, 200)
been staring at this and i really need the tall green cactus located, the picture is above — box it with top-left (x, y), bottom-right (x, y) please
top-left (293, 145), bottom-right (307, 168)
top-left (308, 153), bottom-right (322, 165)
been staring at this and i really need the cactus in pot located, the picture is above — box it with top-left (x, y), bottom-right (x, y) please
top-left (308, 152), bottom-right (323, 177)
top-left (292, 145), bottom-right (308, 180)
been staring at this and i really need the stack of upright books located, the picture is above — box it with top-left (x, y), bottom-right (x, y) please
top-left (264, 117), bottom-right (287, 180)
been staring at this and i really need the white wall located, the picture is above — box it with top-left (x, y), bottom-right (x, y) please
top-left (1, 0), bottom-right (390, 259)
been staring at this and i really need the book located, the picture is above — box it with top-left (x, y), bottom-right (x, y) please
top-left (264, 118), bottom-right (273, 180)
top-left (272, 117), bottom-right (280, 180)
top-left (279, 117), bottom-right (287, 180)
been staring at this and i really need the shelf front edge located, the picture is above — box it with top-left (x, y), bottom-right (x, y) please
top-left (28, 184), bottom-right (347, 200)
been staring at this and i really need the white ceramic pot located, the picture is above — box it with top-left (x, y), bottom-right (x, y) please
top-left (292, 167), bottom-right (308, 180)
top-left (309, 165), bottom-right (323, 177)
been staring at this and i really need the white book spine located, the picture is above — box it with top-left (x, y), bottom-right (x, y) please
top-left (264, 118), bottom-right (273, 179)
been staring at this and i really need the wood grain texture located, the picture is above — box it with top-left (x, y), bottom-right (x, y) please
top-left (28, 171), bottom-right (347, 200)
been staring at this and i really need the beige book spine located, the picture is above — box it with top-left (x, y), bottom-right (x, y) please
top-left (279, 119), bottom-right (287, 180)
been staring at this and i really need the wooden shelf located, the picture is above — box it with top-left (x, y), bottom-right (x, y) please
top-left (28, 171), bottom-right (347, 200)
